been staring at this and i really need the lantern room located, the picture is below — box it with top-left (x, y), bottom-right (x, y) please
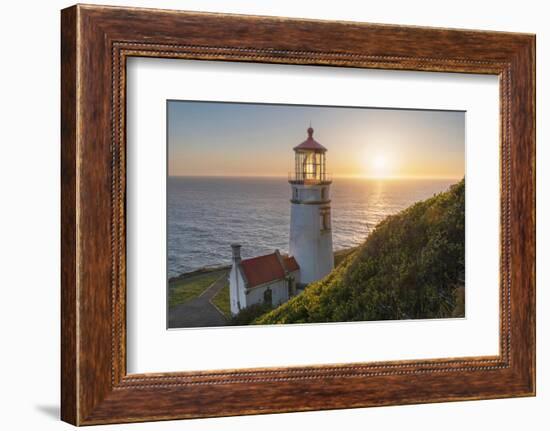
top-left (290, 127), bottom-right (330, 184)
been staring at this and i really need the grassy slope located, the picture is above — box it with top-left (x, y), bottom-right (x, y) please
top-left (211, 282), bottom-right (231, 318)
top-left (168, 271), bottom-right (223, 308)
top-left (256, 179), bottom-right (465, 324)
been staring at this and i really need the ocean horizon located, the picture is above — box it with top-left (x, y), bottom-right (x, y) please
top-left (167, 176), bottom-right (460, 278)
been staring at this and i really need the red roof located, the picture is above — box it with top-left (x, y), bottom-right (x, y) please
top-left (240, 252), bottom-right (300, 288)
top-left (283, 256), bottom-right (300, 272)
top-left (240, 253), bottom-right (285, 288)
top-left (293, 127), bottom-right (327, 152)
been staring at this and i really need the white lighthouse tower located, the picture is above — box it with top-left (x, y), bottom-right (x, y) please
top-left (289, 126), bottom-right (334, 284)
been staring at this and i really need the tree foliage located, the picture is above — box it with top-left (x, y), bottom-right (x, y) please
top-left (256, 179), bottom-right (465, 324)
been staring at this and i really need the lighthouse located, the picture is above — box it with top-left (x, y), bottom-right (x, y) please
top-left (288, 126), bottom-right (334, 284)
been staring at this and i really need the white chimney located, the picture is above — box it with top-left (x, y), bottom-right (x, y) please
top-left (231, 244), bottom-right (242, 264)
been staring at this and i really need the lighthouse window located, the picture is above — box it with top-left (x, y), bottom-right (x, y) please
top-left (323, 213), bottom-right (331, 230)
top-left (321, 187), bottom-right (327, 200)
top-left (320, 207), bottom-right (331, 231)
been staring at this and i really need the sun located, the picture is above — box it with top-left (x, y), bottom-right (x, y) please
top-left (369, 154), bottom-right (391, 178)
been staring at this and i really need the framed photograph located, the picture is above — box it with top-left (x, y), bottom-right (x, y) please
top-left (61, 4), bottom-right (536, 425)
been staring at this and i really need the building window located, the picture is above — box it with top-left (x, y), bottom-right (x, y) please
top-left (263, 288), bottom-right (272, 306)
top-left (293, 188), bottom-right (299, 201)
top-left (321, 187), bottom-right (327, 200)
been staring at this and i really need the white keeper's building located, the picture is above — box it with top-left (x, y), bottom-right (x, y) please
top-left (228, 246), bottom-right (300, 316)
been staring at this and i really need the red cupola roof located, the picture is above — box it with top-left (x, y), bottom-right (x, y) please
top-left (293, 127), bottom-right (327, 152)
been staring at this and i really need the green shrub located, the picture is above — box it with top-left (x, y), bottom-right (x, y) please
top-left (231, 302), bottom-right (274, 326)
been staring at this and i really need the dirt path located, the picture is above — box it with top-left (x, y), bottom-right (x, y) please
top-left (168, 271), bottom-right (229, 328)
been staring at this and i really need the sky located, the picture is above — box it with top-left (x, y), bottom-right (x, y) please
top-left (168, 100), bottom-right (465, 179)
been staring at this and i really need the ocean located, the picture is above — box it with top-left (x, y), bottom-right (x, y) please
top-left (167, 177), bottom-right (458, 278)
